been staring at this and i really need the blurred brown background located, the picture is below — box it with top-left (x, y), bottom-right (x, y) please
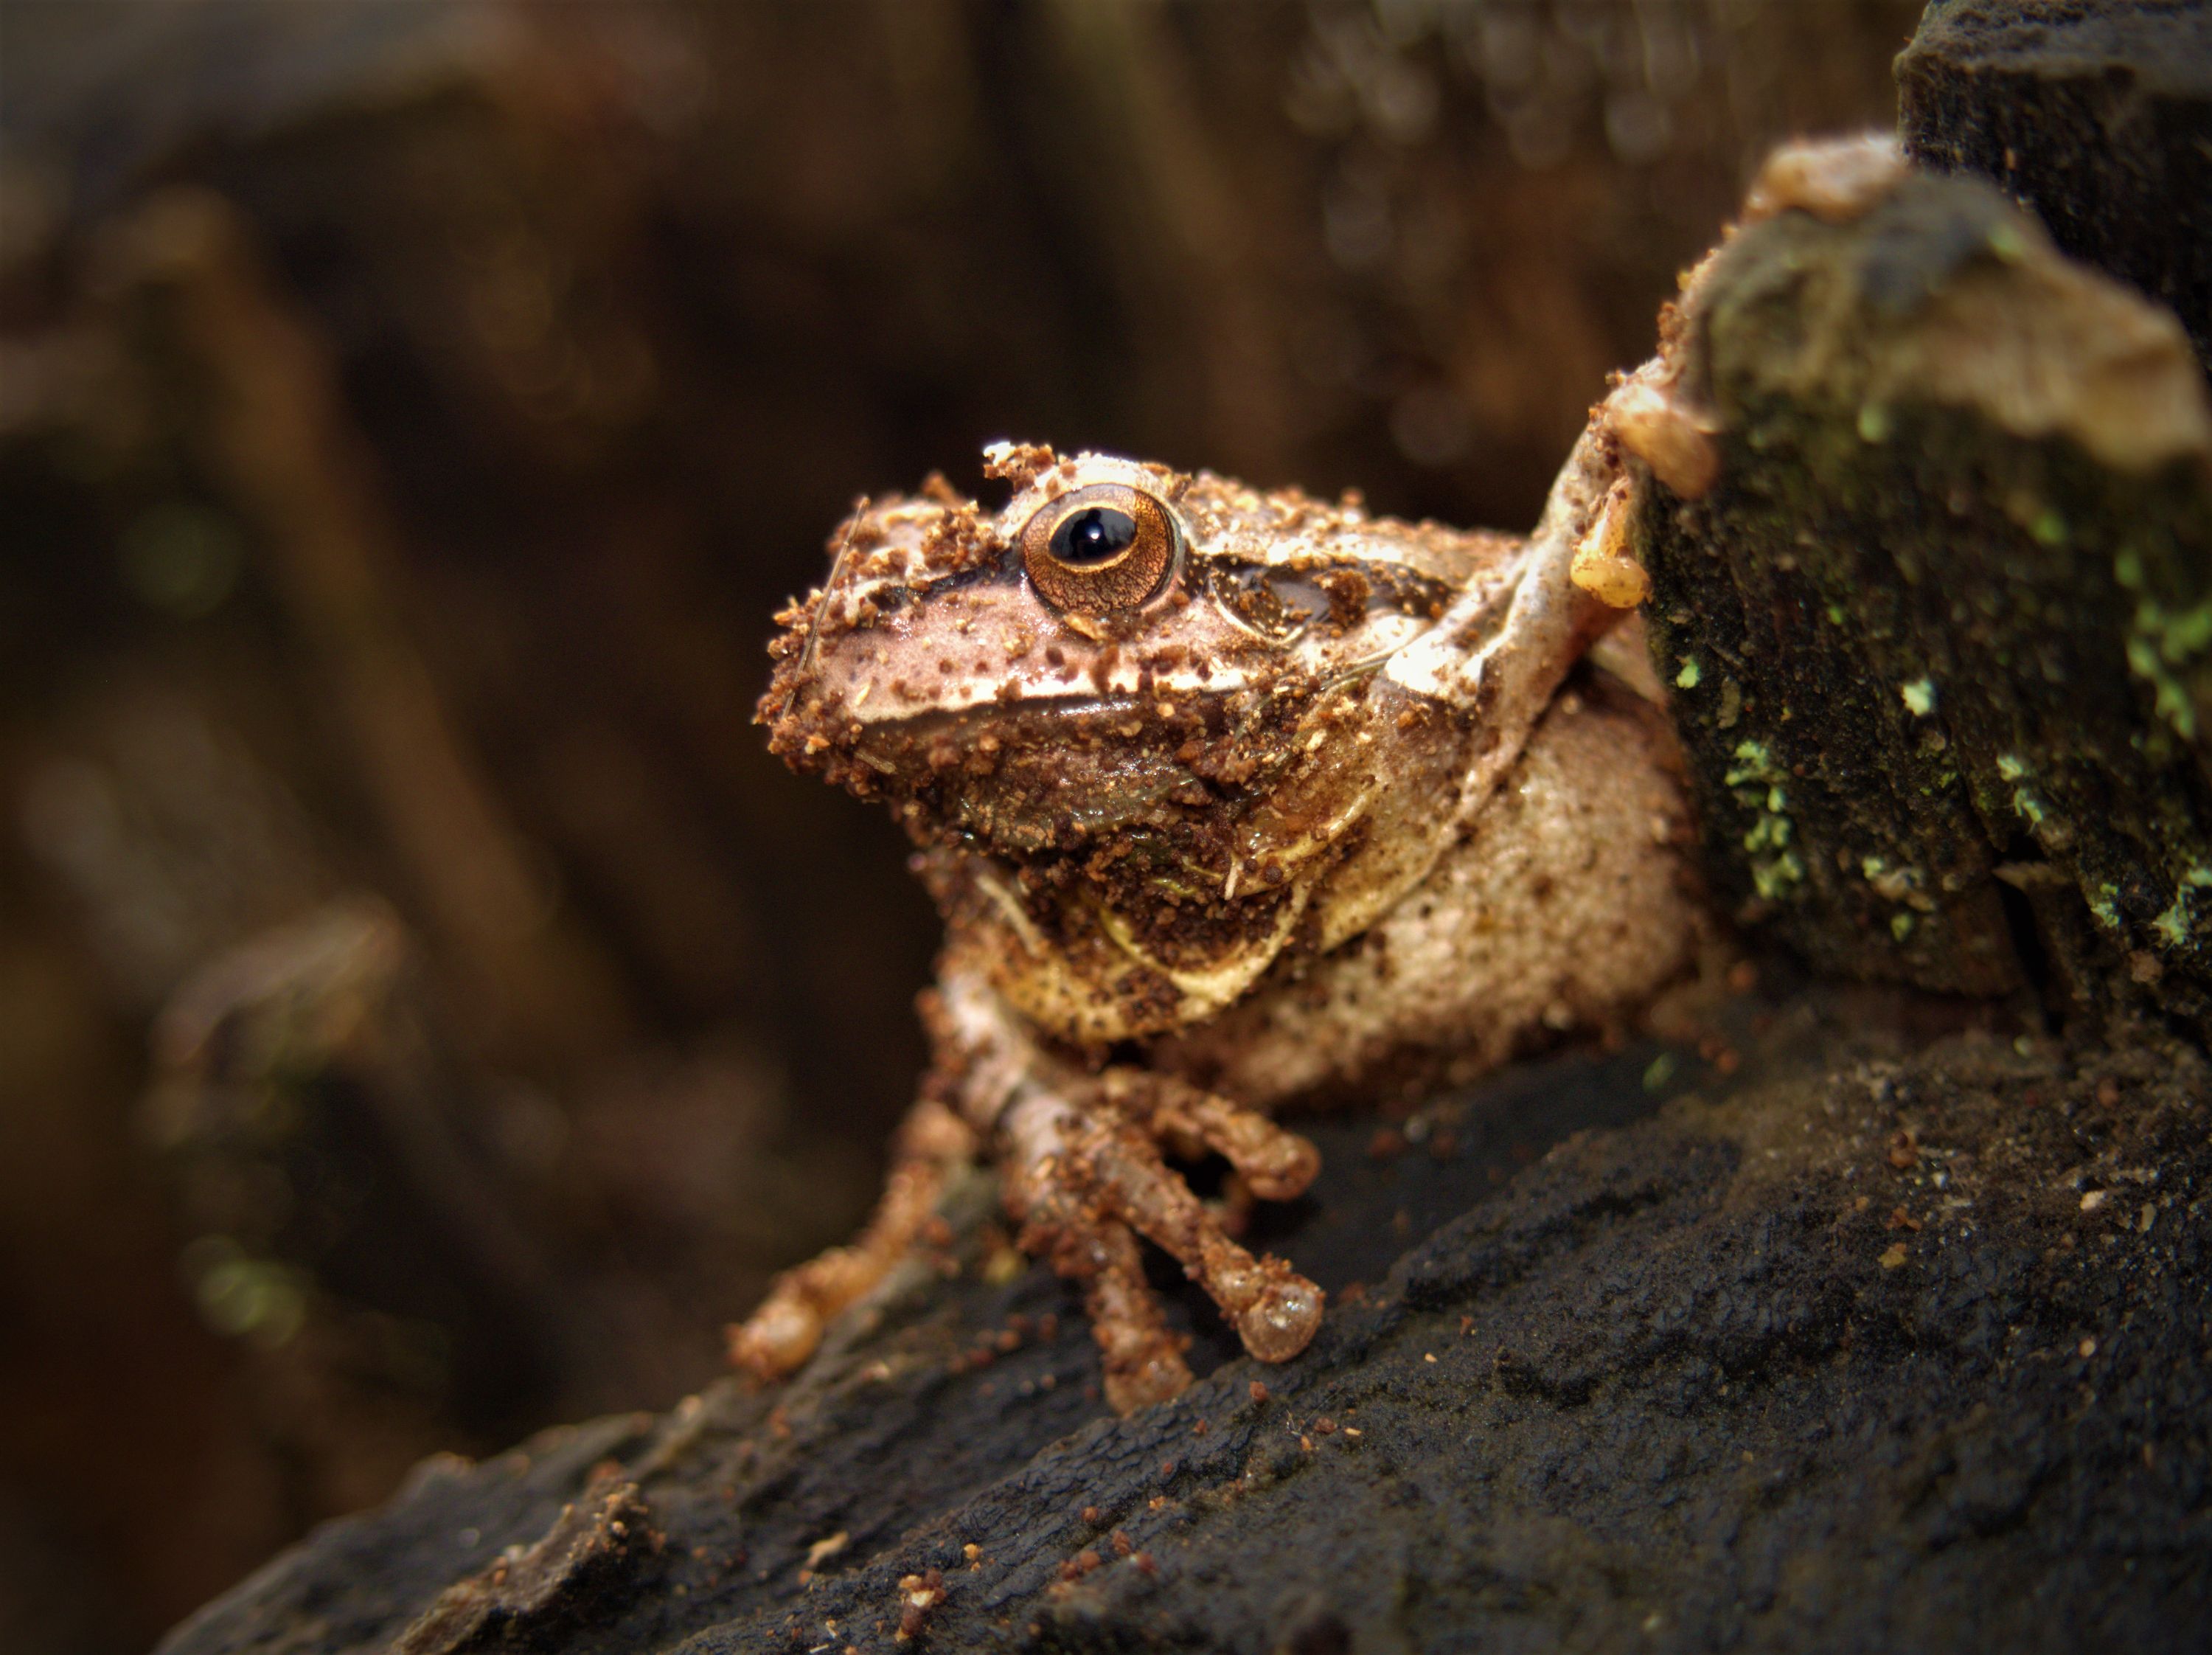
top-left (0, 2), bottom-right (1916, 1648)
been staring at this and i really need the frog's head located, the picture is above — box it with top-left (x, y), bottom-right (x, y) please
top-left (757, 441), bottom-right (1517, 1038)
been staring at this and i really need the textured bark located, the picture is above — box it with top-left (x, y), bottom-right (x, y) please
top-left (156, 995), bottom-right (2212, 1655)
top-left (1898, 0), bottom-right (2212, 374)
top-left (1637, 170), bottom-right (2212, 1028)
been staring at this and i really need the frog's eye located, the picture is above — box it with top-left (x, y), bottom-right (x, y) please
top-left (1019, 483), bottom-right (1178, 613)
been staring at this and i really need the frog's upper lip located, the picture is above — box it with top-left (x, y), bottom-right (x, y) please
top-left (793, 608), bottom-right (1279, 725)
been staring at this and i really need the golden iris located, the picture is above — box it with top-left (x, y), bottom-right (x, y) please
top-left (1019, 483), bottom-right (1178, 612)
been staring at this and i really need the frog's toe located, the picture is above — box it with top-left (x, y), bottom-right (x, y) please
top-left (1073, 1118), bottom-right (1326, 1370)
top-left (727, 1285), bottom-right (824, 1379)
top-left (1045, 1215), bottom-right (1194, 1413)
top-left (1116, 1071), bottom-right (1321, 1202)
top-left (726, 1099), bottom-right (972, 1385)
top-left (1232, 1264), bottom-right (1326, 1364)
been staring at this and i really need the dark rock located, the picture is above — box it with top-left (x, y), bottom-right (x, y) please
top-left (393, 1479), bottom-right (660, 1655)
top-left (153, 991), bottom-right (2212, 1654)
top-left (1897, 0), bottom-right (2212, 372)
top-left (1635, 167), bottom-right (2212, 1027)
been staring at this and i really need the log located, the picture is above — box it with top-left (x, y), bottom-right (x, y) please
top-left (156, 994), bottom-right (2212, 1654)
top-left (1635, 164), bottom-right (2212, 1030)
top-left (1897, 0), bottom-right (2212, 373)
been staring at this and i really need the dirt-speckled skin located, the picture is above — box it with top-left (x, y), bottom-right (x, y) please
top-left (740, 433), bottom-right (1710, 1409)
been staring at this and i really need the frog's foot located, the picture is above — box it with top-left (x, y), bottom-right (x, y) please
top-left (1005, 1078), bottom-right (1325, 1411)
top-left (726, 1098), bottom-right (975, 1382)
top-left (1102, 1070), bottom-right (1322, 1201)
top-left (1031, 1202), bottom-right (1194, 1413)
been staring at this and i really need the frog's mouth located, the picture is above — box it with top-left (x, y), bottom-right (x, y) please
top-left (838, 679), bottom-right (1332, 853)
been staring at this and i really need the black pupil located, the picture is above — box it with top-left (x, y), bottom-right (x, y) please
top-left (1051, 505), bottom-right (1137, 566)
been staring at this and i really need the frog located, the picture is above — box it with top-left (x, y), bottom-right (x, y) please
top-left (724, 134), bottom-right (1928, 1414)
top-left (723, 401), bottom-right (1708, 1414)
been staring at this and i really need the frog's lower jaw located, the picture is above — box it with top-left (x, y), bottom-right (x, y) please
top-left (1090, 890), bottom-right (1307, 1022)
top-left (965, 860), bottom-right (1308, 1044)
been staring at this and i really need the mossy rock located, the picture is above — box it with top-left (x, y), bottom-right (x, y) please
top-left (1638, 170), bottom-right (2212, 1029)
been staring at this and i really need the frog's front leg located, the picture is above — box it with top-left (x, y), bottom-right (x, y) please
top-left (727, 969), bottom-right (1023, 1383)
top-left (726, 1094), bottom-right (978, 1381)
top-left (1001, 1073), bottom-right (1324, 1412)
top-left (730, 969), bottom-right (1323, 1410)
top-left (952, 966), bottom-right (1324, 1409)
top-left (997, 1095), bottom-right (1194, 1412)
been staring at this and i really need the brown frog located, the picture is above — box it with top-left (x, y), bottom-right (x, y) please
top-left (728, 406), bottom-right (1711, 1412)
top-left (726, 134), bottom-right (1918, 1415)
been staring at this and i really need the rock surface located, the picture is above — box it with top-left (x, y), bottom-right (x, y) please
top-left (1898, 0), bottom-right (2212, 372)
top-left (156, 990), bottom-right (2211, 1654)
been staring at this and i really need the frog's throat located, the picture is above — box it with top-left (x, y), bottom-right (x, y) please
top-left (1093, 889), bottom-right (1308, 1020)
top-left (970, 864), bottom-right (1051, 958)
top-left (1105, 752), bottom-right (1399, 1008)
top-left (969, 861), bottom-right (1310, 1028)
